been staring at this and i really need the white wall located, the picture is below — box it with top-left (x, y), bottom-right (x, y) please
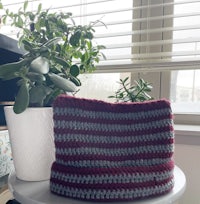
top-left (174, 144), bottom-right (200, 204)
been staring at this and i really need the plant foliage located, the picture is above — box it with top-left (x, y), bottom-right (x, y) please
top-left (108, 77), bottom-right (153, 102)
top-left (0, 1), bottom-right (105, 113)
top-left (0, 0), bottom-right (3, 9)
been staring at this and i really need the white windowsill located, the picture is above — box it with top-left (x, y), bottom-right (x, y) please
top-left (175, 124), bottom-right (200, 146)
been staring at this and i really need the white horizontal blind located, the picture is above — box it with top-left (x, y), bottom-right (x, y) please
top-left (1, 0), bottom-right (200, 72)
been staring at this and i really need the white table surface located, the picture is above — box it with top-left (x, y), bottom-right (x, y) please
top-left (8, 166), bottom-right (186, 204)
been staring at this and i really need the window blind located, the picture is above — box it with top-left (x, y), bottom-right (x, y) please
top-left (1, 0), bottom-right (200, 72)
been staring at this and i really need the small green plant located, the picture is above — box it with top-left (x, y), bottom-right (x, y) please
top-left (0, 1), bottom-right (104, 114)
top-left (109, 77), bottom-right (153, 102)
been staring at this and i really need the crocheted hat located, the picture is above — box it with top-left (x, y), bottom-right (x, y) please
top-left (50, 95), bottom-right (175, 202)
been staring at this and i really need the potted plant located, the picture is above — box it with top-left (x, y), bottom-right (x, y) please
top-left (0, 1), bottom-right (104, 181)
top-left (108, 77), bottom-right (153, 102)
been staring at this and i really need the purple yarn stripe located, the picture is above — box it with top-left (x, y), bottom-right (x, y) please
top-left (55, 138), bottom-right (174, 149)
top-left (55, 152), bottom-right (173, 163)
top-left (53, 95), bottom-right (171, 113)
top-left (50, 176), bottom-right (174, 190)
top-left (54, 125), bottom-right (174, 137)
top-left (51, 159), bottom-right (174, 175)
top-left (54, 111), bottom-right (173, 125)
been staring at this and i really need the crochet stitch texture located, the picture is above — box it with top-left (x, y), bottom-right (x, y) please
top-left (50, 95), bottom-right (175, 201)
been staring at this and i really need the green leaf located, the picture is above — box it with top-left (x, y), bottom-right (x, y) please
top-left (26, 11), bottom-right (35, 21)
top-left (30, 56), bottom-right (49, 74)
top-left (2, 72), bottom-right (19, 81)
top-left (43, 88), bottom-right (63, 107)
top-left (18, 35), bottom-right (24, 47)
top-left (101, 52), bottom-right (107, 60)
top-left (80, 65), bottom-right (85, 72)
top-left (86, 41), bottom-right (92, 49)
top-left (69, 30), bottom-right (81, 46)
top-left (70, 76), bottom-right (81, 86)
top-left (38, 17), bottom-right (45, 27)
top-left (85, 31), bottom-right (93, 39)
top-left (22, 39), bottom-right (33, 51)
top-left (34, 21), bottom-right (41, 32)
top-left (16, 16), bottom-right (24, 28)
top-left (26, 72), bottom-right (46, 83)
top-left (0, 3), bottom-right (3, 9)
top-left (54, 56), bottom-right (70, 68)
top-left (2, 16), bottom-right (7, 24)
top-left (23, 1), bottom-right (28, 12)
top-left (29, 85), bottom-right (52, 106)
top-left (37, 3), bottom-right (42, 14)
top-left (123, 77), bottom-right (129, 83)
top-left (0, 59), bottom-right (27, 79)
top-left (48, 72), bottom-right (77, 92)
top-left (43, 37), bottom-right (62, 47)
top-left (5, 9), bottom-right (9, 15)
top-left (108, 96), bottom-right (115, 99)
top-left (70, 65), bottom-right (80, 77)
top-left (13, 81), bottom-right (29, 114)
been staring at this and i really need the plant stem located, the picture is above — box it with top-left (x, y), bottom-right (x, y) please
top-left (134, 84), bottom-right (146, 101)
top-left (122, 79), bottom-right (134, 102)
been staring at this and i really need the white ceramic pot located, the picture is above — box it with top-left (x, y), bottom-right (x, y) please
top-left (4, 106), bottom-right (55, 181)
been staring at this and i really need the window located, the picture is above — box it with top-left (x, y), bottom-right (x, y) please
top-left (1, 0), bottom-right (200, 124)
top-left (170, 0), bottom-right (200, 115)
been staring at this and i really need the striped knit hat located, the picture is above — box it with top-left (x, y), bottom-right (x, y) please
top-left (50, 95), bottom-right (175, 201)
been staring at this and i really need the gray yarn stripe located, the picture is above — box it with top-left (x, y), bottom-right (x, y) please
top-left (56, 144), bottom-right (174, 156)
top-left (51, 169), bottom-right (173, 184)
top-left (50, 179), bottom-right (174, 200)
top-left (55, 131), bottom-right (174, 143)
top-left (54, 118), bottom-right (173, 132)
top-left (56, 158), bottom-right (170, 168)
top-left (54, 107), bottom-right (171, 121)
